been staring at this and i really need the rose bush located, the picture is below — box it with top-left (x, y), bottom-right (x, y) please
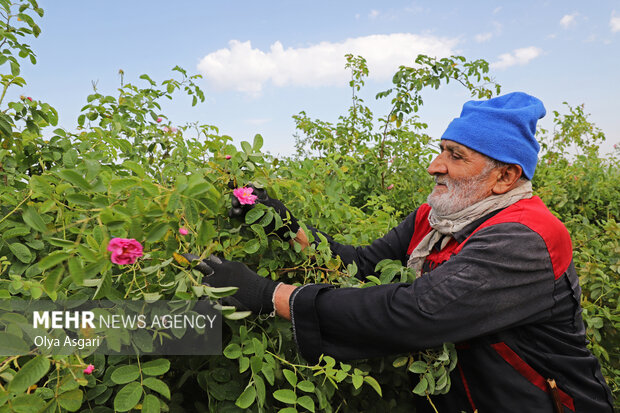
top-left (0, 2), bottom-right (617, 412)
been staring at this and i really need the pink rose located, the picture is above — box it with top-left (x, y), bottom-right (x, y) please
top-left (232, 187), bottom-right (257, 205)
top-left (179, 227), bottom-right (189, 235)
top-left (156, 117), bottom-right (162, 123)
top-left (225, 155), bottom-right (232, 160)
top-left (107, 238), bottom-right (143, 265)
top-left (162, 126), bottom-right (169, 133)
top-left (170, 127), bottom-right (178, 133)
top-left (83, 364), bottom-right (95, 375)
top-left (27, 97), bottom-right (32, 102)
top-left (387, 184), bottom-right (394, 190)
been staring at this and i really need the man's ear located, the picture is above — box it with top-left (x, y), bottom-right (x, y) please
top-left (491, 164), bottom-right (523, 194)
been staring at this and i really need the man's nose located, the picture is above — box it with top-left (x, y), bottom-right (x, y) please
top-left (427, 154), bottom-right (448, 176)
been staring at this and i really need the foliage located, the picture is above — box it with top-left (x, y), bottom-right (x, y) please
top-left (0, 1), bottom-right (618, 411)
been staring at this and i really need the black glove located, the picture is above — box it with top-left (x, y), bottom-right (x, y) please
top-left (228, 182), bottom-right (300, 239)
top-left (183, 253), bottom-right (279, 314)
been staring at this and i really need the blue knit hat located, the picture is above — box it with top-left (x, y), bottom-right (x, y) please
top-left (440, 92), bottom-right (546, 179)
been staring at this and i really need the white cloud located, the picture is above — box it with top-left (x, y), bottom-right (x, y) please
top-left (560, 13), bottom-right (578, 29)
top-left (491, 47), bottom-right (543, 69)
top-left (197, 34), bottom-right (458, 94)
top-left (585, 34), bottom-right (597, 43)
top-left (475, 32), bottom-right (493, 43)
top-left (369, 9), bottom-right (380, 19)
top-left (611, 12), bottom-right (620, 32)
top-left (474, 22), bottom-right (501, 43)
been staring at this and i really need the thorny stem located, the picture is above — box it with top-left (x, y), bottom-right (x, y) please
top-left (0, 81), bottom-right (11, 108)
top-left (0, 190), bottom-right (31, 225)
top-left (426, 393), bottom-right (439, 413)
top-left (0, 10), bottom-right (11, 51)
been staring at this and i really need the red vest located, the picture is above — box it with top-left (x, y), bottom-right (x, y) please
top-left (406, 196), bottom-right (573, 279)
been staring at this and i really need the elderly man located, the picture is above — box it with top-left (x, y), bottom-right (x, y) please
top-left (189, 92), bottom-right (614, 412)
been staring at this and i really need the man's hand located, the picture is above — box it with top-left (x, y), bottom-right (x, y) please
top-left (228, 182), bottom-right (300, 239)
top-left (183, 253), bottom-right (279, 314)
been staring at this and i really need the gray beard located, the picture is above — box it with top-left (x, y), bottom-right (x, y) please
top-left (427, 172), bottom-right (492, 216)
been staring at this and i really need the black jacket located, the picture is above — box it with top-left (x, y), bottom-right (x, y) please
top-left (290, 197), bottom-right (614, 412)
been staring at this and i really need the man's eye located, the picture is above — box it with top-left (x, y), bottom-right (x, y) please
top-left (451, 153), bottom-right (461, 160)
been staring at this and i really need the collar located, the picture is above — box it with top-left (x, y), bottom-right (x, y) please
top-left (452, 208), bottom-right (505, 243)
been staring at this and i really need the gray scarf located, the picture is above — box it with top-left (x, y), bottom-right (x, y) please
top-left (406, 181), bottom-right (533, 276)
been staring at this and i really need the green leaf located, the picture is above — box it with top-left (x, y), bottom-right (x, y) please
top-left (29, 176), bottom-right (52, 197)
top-left (363, 376), bottom-right (382, 396)
top-left (283, 369), bottom-right (297, 387)
top-left (240, 141), bottom-right (252, 154)
top-left (273, 389), bottom-right (296, 404)
top-left (68, 257), bottom-right (85, 285)
top-left (2, 394), bottom-right (46, 413)
top-left (11, 60), bottom-right (19, 76)
top-left (57, 389), bottom-right (83, 412)
top-left (409, 360), bottom-right (428, 374)
top-left (141, 359), bottom-right (170, 376)
top-left (412, 377), bottom-right (428, 396)
top-left (250, 356), bottom-right (263, 375)
top-left (22, 206), bottom-right (48, 233)
top-left (109, 178), bottom-right (139, 194)
top-left (38, 251), bottom-right (70, 271)
top-left (145, 222), bottom-right (170, 243)
top-left (352, 374), bottom-right (363, 390)
top-left (56, 169), bottom-right (91, 191)
top-left (113, 382), bottom-right (143, 412)
top-left (297, 380), bottom-right (315, 393)
top-left (187, 181), bottom-right (215, 198)
top-left (184, 199), bottom-right (198, 223)
top-left (239, 356), bottom-right (250, 373)
top-left (245, 207), bottom-right (265, 224)
top-left (297, 395), bottom-right (315, 413)
top-left (8, 356), bottom-right (50, 394)
top-left (252, 134), bottom-right (264, 151)
top-left (43, 266), bottom-right (63, 294)
top-left (2, 226), bottom-right (31, 240)
top-left (435, 372), bottom-right (448, 391)
top-left (254, 375), bottom-right (266, 407)
top-left (62, 149), bottom-right (79, 168)
top-left (86, 385), bottom-right (108, 401)
top-left (392, 356), bottom-right (408, 368)
top-left (141, 394), bottom-right (161, 413)
top-left (235, 386), bottom-right (256, 409)
top-left (0, 114), bottom-right (12, 138)
top-left (9, 243), bottom-right (32, 263)
top-left (65, 193), bottom-right (93, 207)
top-left (243, 239), bottom-right (260, 254)
top-left (224, 310), bottom-right (251, 320)
top-left (47, 237), bottom-right (76, 247)
top-left (111, 365), bottom-right (140, 384)
top-left (122, 160), bottom-right (146, 178)
top-left (0, 331), bottom-right (30, 355)
top-left (143, 377), bottom-right (170, 399)
top-left (223, 343), bottom-right (242, 359)
top-left (197, 220), bottom-right (216, 246)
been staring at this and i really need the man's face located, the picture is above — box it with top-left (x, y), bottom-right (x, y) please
top-left (426, 140), bottom-right (498, 215)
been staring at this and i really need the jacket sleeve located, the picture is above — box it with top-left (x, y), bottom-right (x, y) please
top-left (290, 222), bottom-right (557, 363)
top-left (307, 210), bottom-right (417, 279)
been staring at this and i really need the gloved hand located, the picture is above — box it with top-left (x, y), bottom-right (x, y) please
top-left (183, 253), bottom-right (279, 314)
top-left (228, 182), bottom-right (300, 240)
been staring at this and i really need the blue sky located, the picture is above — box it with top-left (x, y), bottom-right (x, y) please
top-left (13, 1), bottom-right (620, 155)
